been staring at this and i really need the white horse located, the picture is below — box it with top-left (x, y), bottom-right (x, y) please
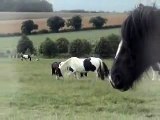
top-left (58, 57), bottom-right (109, 80)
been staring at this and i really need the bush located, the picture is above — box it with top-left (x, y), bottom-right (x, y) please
top-left (17, 34), bottom-right (35, 54)
top-left (81, 39), bottom-right (92, 55)
top-left (95, 34), bottom-right (120, 58)
top-left (69, 39), bottom-right (92, 57)
top-left (107, 34), bottom-right (121, 55)
top-left (56, 38), bottom-right (69, 53)
top-left (39, 37), bottom-right (57, 57)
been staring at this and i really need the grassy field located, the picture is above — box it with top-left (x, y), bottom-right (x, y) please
top-left (0, 28), bottom-right (120, 51)
top-left (0, 58), bottom-right (160, 119)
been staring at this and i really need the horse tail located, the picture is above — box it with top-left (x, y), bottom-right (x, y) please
top-left (102, 62), bottom-right (109, 77)
top-left (98, 60), bottom-right (105, 80)
top-left (51, 64), bottom-right (54, 75)
top-left (98, 60), bottom-right (109, 80)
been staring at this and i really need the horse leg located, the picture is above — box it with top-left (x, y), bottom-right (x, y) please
top-left (95, 71), bottom-right (99, 80)
top-left (75, 72), bottom-right (80, 80)
top-left (56, 75), bottom-right (58, 80)
top-left (67, 71), bottom-right (74, 78)
top-left (151, 67), bottom-right (155, 81)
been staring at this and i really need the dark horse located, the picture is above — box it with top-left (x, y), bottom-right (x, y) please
top-left (51, 62), bottom-right (63, 79)
top-left (51, 61), bottom-right (88, 80)
top-left (21, 54), bottom-right (32, 61)
top-left (110, 5), bottom-right (160, 91)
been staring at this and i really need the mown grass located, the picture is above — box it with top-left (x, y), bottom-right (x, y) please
top-left (0, 28), bottom-right (120, 51)
top-left (0, 58), bottom-right (160, 120)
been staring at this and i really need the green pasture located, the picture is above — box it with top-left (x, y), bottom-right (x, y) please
top-left (0, 28), bottom-right (120, 52)
top-left (0, 58), bottom-right (160, 119)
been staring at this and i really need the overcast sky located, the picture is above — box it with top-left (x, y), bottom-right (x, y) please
top-left (48, 0), bottom-right (160, 12)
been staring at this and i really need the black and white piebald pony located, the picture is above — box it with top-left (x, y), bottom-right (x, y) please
top-left (110, 5), bottom-right (160, 91)
top-left (58, 57), bottom-right (109, 80)
top-left (21, 54), bottom-right (32, 61)
top-left (51, 61), bottom-right (88, 80)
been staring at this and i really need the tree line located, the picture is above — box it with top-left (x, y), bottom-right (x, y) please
top-left (21, 15), bottom-right (108, 35)
top-left (0, 0), bottom-right (53, 12)
top-left (16, 34), bottom-right (120, 58)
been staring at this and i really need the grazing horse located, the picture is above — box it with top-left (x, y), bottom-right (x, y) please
top-left (58, 57), bottom-right (109, 80)
top-left (51, 61), bottom-right (87, 80)
top-left (51, 62), bottom-right (63, 79)
top-left (21, 54), bottom-right (31, 61)
top-left (110, 5), bottom-right (160, 91)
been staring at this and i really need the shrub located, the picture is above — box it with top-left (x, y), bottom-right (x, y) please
top-left (69, 39), bottom-right (92, 57)
top-left (107, 34), bottom-right (121, 55)
top-left (81, 39), bottom-right (92, 55)
top-left (95, 34), bottom-right (120, 58)
top-left (17, 34), bottom-right (35, 54)
top-left (39, 37), bottom-right (57, 57)
top-left (56, 38), bottom-right (69, 53)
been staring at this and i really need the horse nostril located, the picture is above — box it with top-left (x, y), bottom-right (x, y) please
top-left (113, 73), bottom-right (122, 87)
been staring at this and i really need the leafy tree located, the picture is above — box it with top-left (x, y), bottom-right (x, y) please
top-left (89, 16), bottom-right (107, 29)
top-left (39, 37), bottom-right (57, 57)
top-left (56, 38), bottom-right (69, 53)
top-left (17, 35), bottom-right (35, 54)
top-left (21, 20), bottom-right (38, 34)
top-left (67, 15), bottom-right (82, 30)
top-left (47, 16), bottom-right (65, 32)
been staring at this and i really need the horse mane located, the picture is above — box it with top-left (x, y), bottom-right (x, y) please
top-left (122, 6), bottom-right (159, 48)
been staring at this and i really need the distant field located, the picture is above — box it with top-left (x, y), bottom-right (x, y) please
top-left (0, 58), bottom-right (160, 119)
top-left (0, 12), bottom-right (127, 33)
top-left (0, 28), bottom-right (120, 51)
